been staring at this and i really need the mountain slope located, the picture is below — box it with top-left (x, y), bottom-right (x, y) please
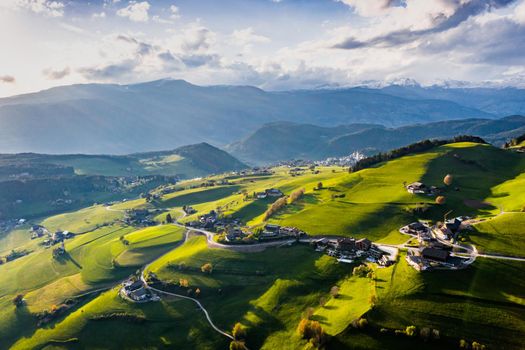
top-left (228, 115), bottom-right (525, 164)
top-left (0, 79), bottom-right (496, 154)
top-left (0, 142), bottom-right (247, 179)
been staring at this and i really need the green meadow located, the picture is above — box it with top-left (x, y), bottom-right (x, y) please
top-left (1, 141), bottom-right (525, 349)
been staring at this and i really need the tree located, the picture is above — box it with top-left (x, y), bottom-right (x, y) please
top-left (297, 319), bottom-right (325, 347)
top-left (166, 213), bottom-right (173, 223)
top-left (444, 174), bottom-right (453, 186)
top-left (302, 307), bottom-right (314, 320)
top-left (317, 182), bottom-right (323, 190)
top-left (12, 294), bottom-right (24, 307)
top-left (357, 318), bottom-right (368, 329)
top-left (232, 322), bottom-right (246, 340)
top-left (405, 325), bottom-right (417, 337)
top-left (420, 327), bottom-right (431, 340)
top-left (201, 263), bottom-right (213, 274)
top-left (472, 342), bottom-right (486, 350)
top-left (319, 296), bottom-right (327, 307)
top-left (459, 339), bottom-right (469, 348)
top-left (229, 340), bottom-right (246, 350)
top-left (179, 278), bottom-right (189, 288)
top-left (330, 286), bottom-right (340, 298)
top-left (289, 188), bottom-right (305, 204)
top-left (435, 196), bottom-right (446, 205)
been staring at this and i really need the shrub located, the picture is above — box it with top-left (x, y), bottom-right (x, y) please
top-left (353, 265), bottom-right (372, 277)
top-left (330, 286), bottom-right (340, 298)
top-left (12, 294), bottom-right (24, 307)
top-left (435, 196), bottom-right (446, 205)
top-left (444, 174), bottom-right (453, 186)
top-left (297, 319), bottom-right (325, 347)
top-left (229, 340), bottom-right (245, 350)
top-left (232, 322), bottom-right (246, 340)
top-left (405, 325), bottom-right (417, 337)
top-left (201, 263), bottom-right (213, 274)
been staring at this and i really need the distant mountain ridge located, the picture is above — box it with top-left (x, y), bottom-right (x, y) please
top-left (0, 79), bottom-right (516, 154)
top-left (0, 142), bottom-right (247, 179)
top-left (228, 116), bottom-right (525, 164)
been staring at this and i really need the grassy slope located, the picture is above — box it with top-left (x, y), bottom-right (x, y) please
top-left (360, 253), bottom-right (525, 349)
top-left (470, 213), bottom-right (525, 256)
top-left (3, 142), bottom-right (525, 350)
top-left (12, 289), bottom-right (227, 350)
top-left (148, 236), bottom-right (372, 349)
top-left (0, 222), bottom-right (185, 349)
top-left (40, 205), bottom-right (123, 233)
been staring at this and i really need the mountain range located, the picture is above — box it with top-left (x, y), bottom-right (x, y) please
top-left (4, 79), bottom-right (525, 154)
top-left (228, 115), bottom-right (525, 164)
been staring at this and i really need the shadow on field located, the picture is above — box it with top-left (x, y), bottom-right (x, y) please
top-left (160, 185), bottom-right (241, 207)
top-left (420, 145), bottom-right (524, 220)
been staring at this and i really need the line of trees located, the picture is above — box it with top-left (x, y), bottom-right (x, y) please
top-left (504, 132), bottom-right (525, 148)
top-left (288, 188), bottom-right (305, 204)
top-left (263, 196), bottom-right (288, 220)
top-left (350, 136), bottom-right (487, 172)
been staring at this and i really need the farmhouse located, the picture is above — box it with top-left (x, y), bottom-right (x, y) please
top-left (225, 226), bottom-right (244, 242)
top-left (336, 238), bottom-right (356, 252)
top-left (406, 182), bottom-right (427, 194)
top-left (265, 188), bottom-right (284, 197)
top-left (421, 247), bottom-right (449, 262)
top-left (356, 238), bottom-right (372, 251)
top-left (405, 254), bottom-right (428, 271)
top-left (256, 192), bottom-right (268, 199)
top-left (120, 279), bottom-right (159, 303)
top-left (406, 182), bottom-right (438, 195)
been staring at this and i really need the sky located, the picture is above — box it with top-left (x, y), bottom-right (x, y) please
top-left (0, 0), bottom-right (525, 97)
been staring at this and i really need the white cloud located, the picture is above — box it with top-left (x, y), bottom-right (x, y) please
top-left (232, 28), bottom-right (270, 46)
top-left (170, 5), bottom-right (180, 19)
top-left (117, 1), bottom-right (150, 22)
top-left (1, 0), bottom-right (65, 17)
top-left (92, 11), bottom-right (106, 19)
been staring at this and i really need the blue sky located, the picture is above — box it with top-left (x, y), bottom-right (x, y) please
top-left (0, 0), bottom-right (524, 97)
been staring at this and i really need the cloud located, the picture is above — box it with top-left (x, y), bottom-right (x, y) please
top-left (92, 11), bottom-right (106, 19)
top-left (231, 28), bottom-right (271, 46)
top-left (78, 60), bottom-right (137, 80)
top-left (334, 0), bottom-right (517, 49)
top-left (2, 0), bottom-right (65, 17)
top-left (42, 67), bottom-right (70, 80)
top-left (117, 1), bottom-right (150, 22)
top-left (170, 5), bottom-right (180, 19)
top-left (0, 75), bottom-right (16, 84)
top-left (180, 24), bottom-right (216, 52)
top-left (338, 0), bottom-right (395, 17)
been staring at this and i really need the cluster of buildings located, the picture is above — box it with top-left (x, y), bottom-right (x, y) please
top-left (124, 209), bottom-right (157, 226)
top-left (30, 225), bottom-right (49, 239)
top-left (259, 224), bottom-right (306, 241)
top-left (255, 188), bottom-right (284, 199)
top-left (182, 205), bottom-right (197, 215)
top-left (314, 237), bottom-right (394, 266)
top-left (186, 210), bottom-right (242, 233)
top-left (405, 182), bottom-right (439, 195)
top-left (314, 152), bottom-right (366, 167)
top-left (120, 279), bottom-right (159, 303)
top-left (401, 219), bottom-right (470, 271)
top-left (42, 230), bottom-right (74, 247)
